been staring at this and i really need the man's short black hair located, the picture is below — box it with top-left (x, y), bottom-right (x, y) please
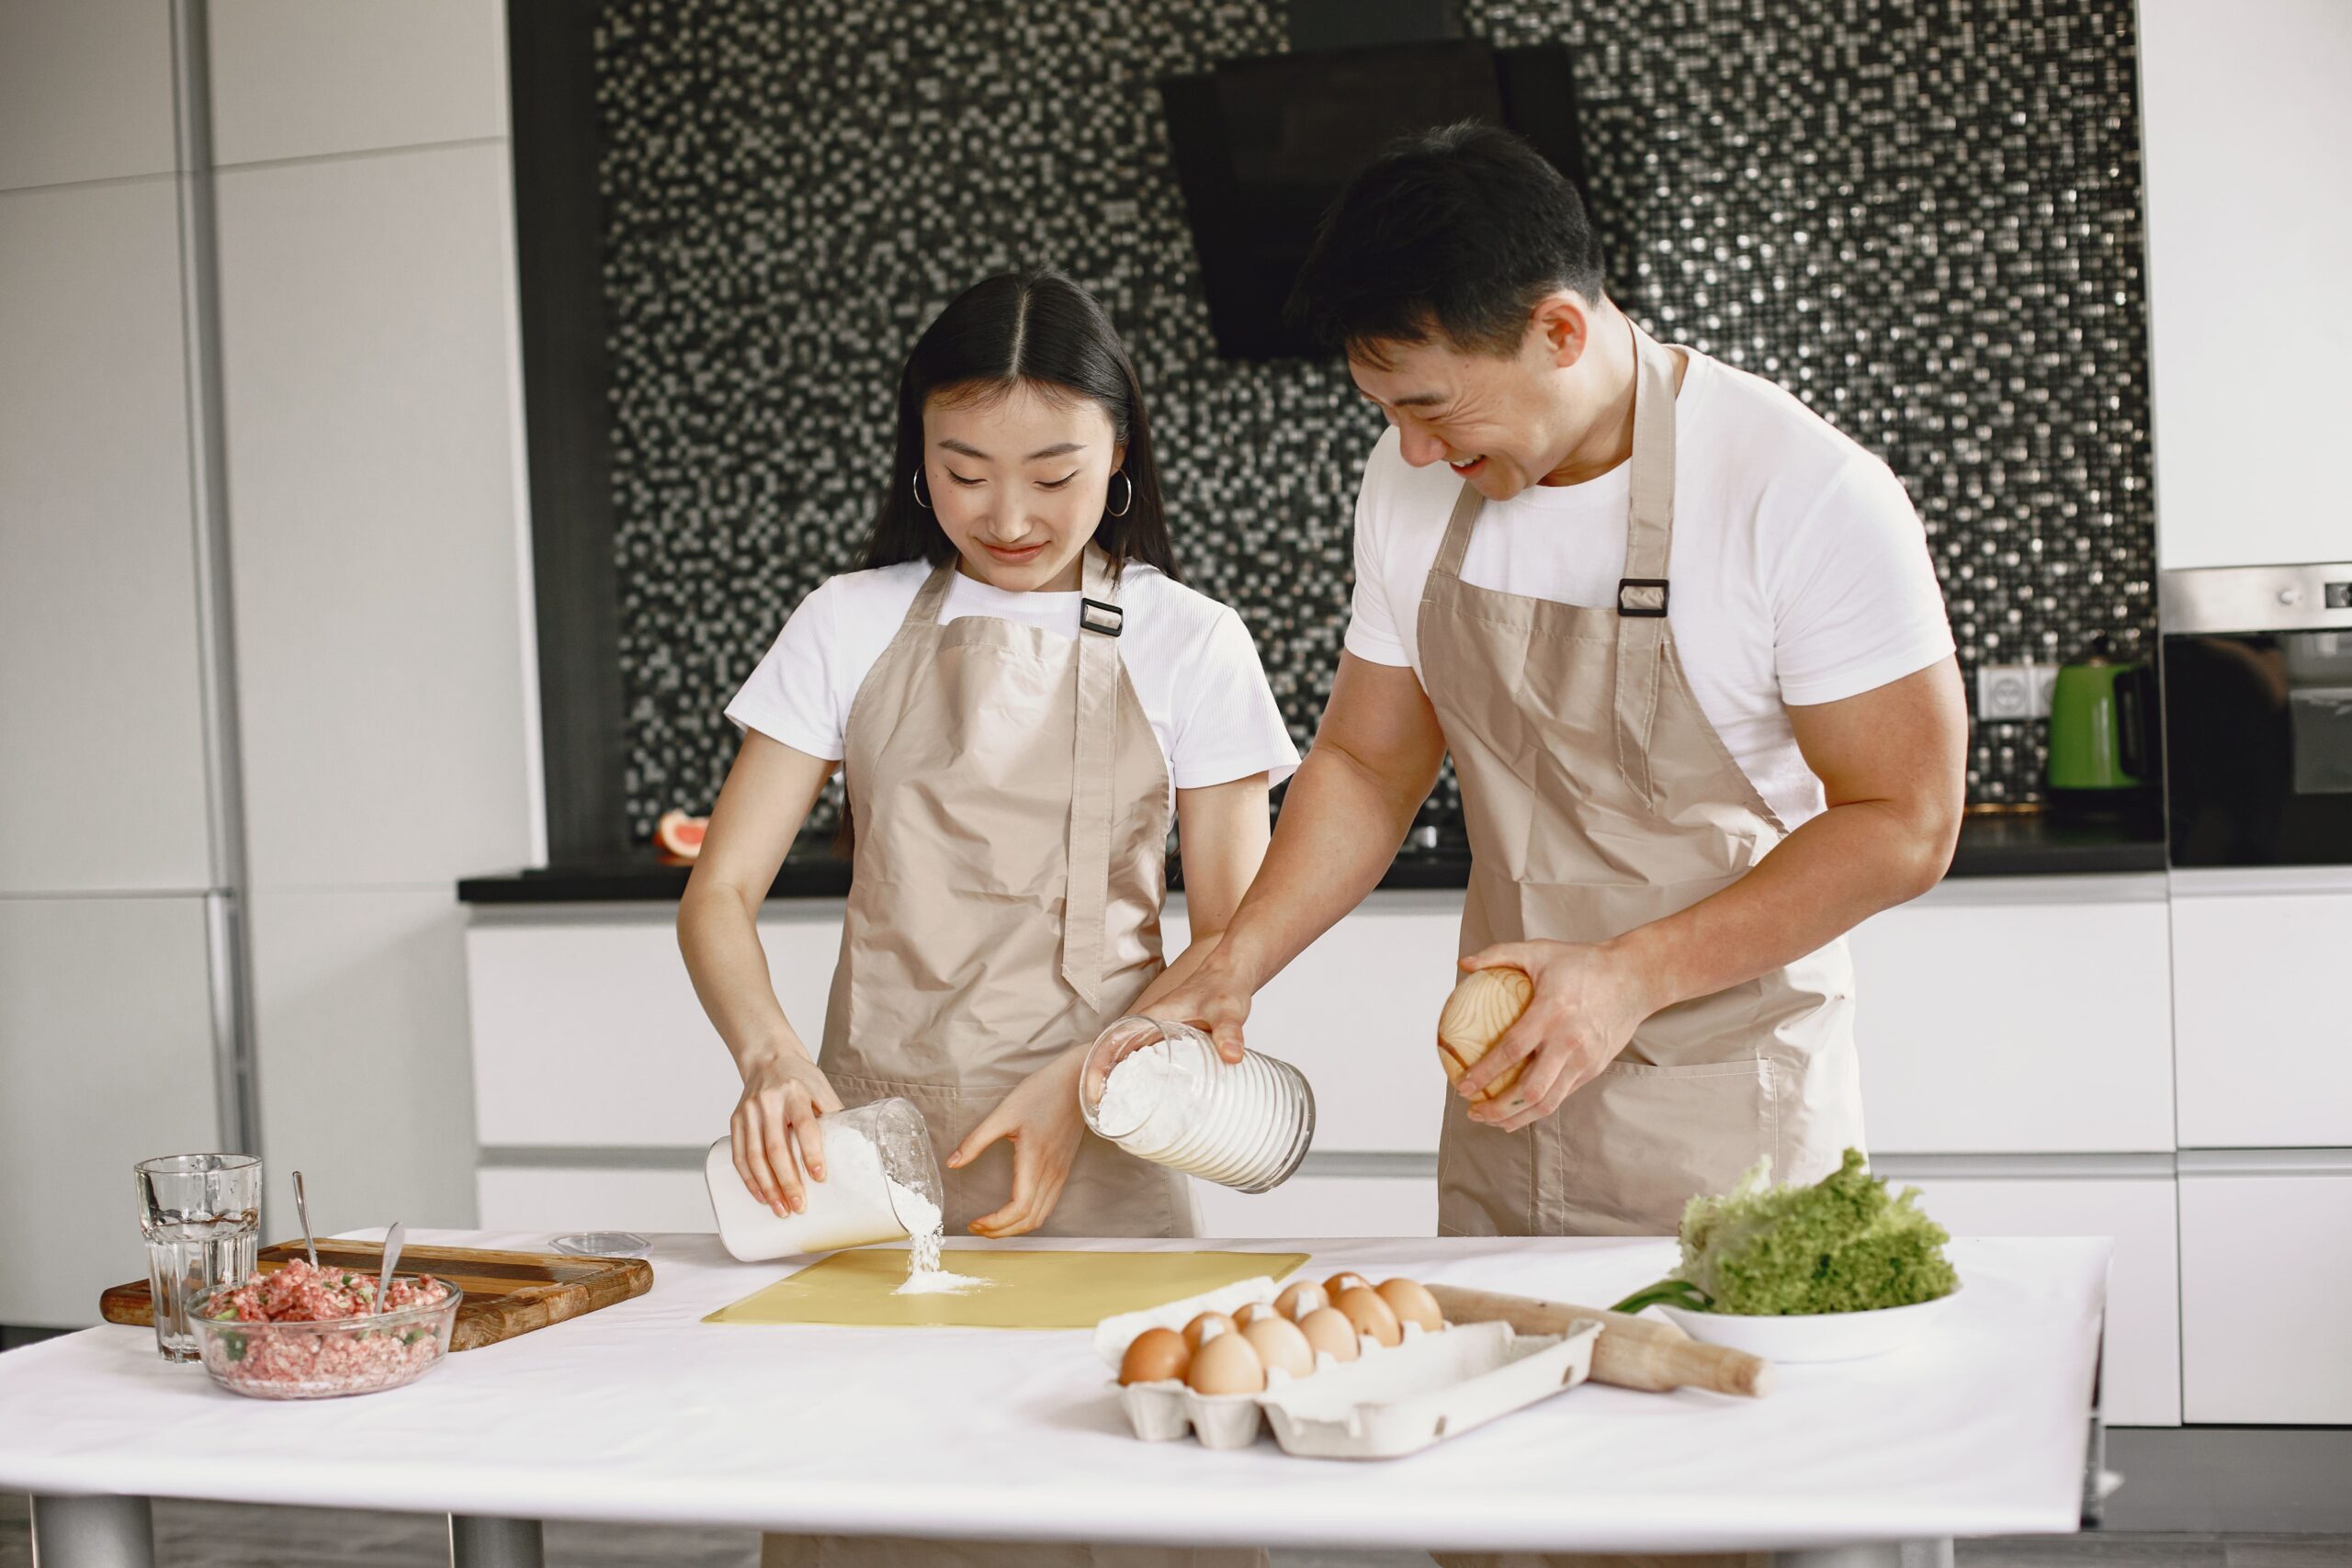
top-left (1287, 121), bottom-right (1606, 362)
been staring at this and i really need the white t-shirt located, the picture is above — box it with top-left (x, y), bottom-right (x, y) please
top-left (728, 561), bottom-right (1300, 798)
top-left (1346, 351), bottom-right (1955, 829)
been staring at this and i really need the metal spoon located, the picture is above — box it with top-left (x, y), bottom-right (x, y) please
top-left (291, 1170), bottom-right (319, 1269)
top-left (376, 1221), bottom-right (404, 1314)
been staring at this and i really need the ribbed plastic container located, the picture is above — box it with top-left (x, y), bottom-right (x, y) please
top-left (1078, 1017), bottom-right (1313, 1193)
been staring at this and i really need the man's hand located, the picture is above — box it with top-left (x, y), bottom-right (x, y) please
top-left (950, 1049), bottom-right (1089, 1238)
top-left (1129, 956), bottom-right (1256, 1065)
top-left (1453, 940), bottom-right (1662, 1133)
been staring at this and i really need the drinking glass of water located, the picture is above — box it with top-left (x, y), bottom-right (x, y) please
top-left (134, 1153), bottom-right (260, 1362)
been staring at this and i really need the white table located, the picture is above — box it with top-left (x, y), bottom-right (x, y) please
top-left (0, 1232), bottom-right (2108, 1567)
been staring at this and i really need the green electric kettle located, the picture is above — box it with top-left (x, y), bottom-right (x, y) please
top-left (2048, 636), bottom-right (2153, 798)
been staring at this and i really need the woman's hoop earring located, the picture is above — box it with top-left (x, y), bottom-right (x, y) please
top-left (910, 466), bottom-right (933, 511)
top-left (1105, 469), bottom-right (1134, 519)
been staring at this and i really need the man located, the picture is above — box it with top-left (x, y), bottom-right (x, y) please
top-left (1157, 124), bottom-right (1967, 1240)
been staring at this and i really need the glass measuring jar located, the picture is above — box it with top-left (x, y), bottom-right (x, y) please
top-left (1079, 1017), bottom-right (1314, 1193)
top-left (704, 1097), bottom-right (943, 1262)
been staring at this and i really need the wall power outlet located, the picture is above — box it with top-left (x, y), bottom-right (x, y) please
top-left (1975, 663), bottom-right (2056, 721)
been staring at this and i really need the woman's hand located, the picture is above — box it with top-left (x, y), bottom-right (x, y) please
top-left (1453, 940), bottom-right (1664, 1133)
top-left (730, 1051), bottom-right (844, 1217)
top-left (949, 1049), bottom-right (1089, 1238)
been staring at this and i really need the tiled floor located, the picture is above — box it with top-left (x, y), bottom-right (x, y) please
top-left (3, 1495), bottom-right (2347, 1568)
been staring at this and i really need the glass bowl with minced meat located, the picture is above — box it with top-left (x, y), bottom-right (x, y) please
top-left (189, 1258), bottom-right (460, 1399)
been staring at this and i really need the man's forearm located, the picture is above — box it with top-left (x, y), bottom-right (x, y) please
top-left (1210, 741), bottom-right (1433, 991)
top-left (1611, 796), bottom-right (1956, 1015)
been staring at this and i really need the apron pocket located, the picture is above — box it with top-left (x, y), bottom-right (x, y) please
top-left (1552, 1057), bottom-right (1777, 1237)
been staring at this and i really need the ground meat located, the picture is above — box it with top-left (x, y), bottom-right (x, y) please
top-left (200, 1259), bottom-right (456, 1399)
top-left (215, 1258), bottom-right (451, 1322)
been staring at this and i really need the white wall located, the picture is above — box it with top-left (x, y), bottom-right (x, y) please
top-left (206, 0), bottom-right (539, 1238)
top-left (0, 0), bottom-right (539, 1323)
top-left (2140, 0), bottom-right (2352, 570)
top-left (0, 1), bottom-right (221, 1328)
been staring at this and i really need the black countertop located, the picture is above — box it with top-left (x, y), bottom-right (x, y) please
top-left (458, 808), bottom-right (2166, 906)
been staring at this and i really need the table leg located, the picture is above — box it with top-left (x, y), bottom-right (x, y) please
top-left (447, 1515), bottom-right (545, 1568)
top-left (1772, 1541), bottom-right (1953, 1568)
top-left (28, 1495), bottom-right (154, 1568)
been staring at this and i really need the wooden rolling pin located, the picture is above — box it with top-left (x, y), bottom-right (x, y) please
top-left (1427, 1282), bottom-right (1775, 1399)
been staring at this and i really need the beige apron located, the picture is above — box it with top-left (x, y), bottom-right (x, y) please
top-left (763, 547), bottom-right (1245, 1568)
top-left (1421, 330), bottom-right (1863, 1568)
top-left (1420, 324), bottom-right (1865, 1242)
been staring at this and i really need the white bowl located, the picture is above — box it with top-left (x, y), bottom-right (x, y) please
top-left (1654, 1285), bottom-right (1961, 1364)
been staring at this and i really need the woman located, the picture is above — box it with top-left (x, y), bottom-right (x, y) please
top-left (681, 266), bottom-right (1296, 1250)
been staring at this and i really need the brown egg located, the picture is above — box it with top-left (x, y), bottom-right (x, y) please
top-left (1118, 1326), bottom-right (1191, 1386)
top-left (1296, 1306), bottom-right (1362, 1362)
top-left (1376, 1277), bottom-right (1444, 1334)
top-left (1182, 1311), bottom-right (1235, 1350)
top-left (1322, 1270), bottom-right (1371, 1299)
top-left (1436, 966), bottom-right (1534, 1103)
top-left (1185, 1328), bottom-right (1266, 1395)
top-left (1240, 1314), bottom-right (1315, 1380)
top-left (1273, 1281), bottom-right (1328, 1322)
top-left (1336, 1285), bottom-right (1403, 1348)
top-left (1233, 1302), bottom-right (1281, 1327)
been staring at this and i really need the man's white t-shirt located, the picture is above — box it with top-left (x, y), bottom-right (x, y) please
top-left (1346, 351), bottom-right (1955, 829)
top-left (728, 561), bottom-right (1300, 801)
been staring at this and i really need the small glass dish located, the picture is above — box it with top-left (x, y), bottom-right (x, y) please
top-left (188, 1282), bottom-right (462, 1400)
top-left (550, 1231), bottom-right (651, 1259)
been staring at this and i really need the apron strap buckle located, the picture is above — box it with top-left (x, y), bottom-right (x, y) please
top-left (1079, 597), bottom-right (1125, 637)
top-left (1617, 578), bottom-right (1670, 618)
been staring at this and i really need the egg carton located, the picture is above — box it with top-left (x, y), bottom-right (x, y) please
top-left (1093, 1279), bottom-right (1601, 1460)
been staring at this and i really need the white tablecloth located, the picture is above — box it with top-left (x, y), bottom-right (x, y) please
top-left (0, 1232), bottom-right (2106, 1554)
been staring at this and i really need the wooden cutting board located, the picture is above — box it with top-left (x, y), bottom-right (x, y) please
top-left (100, 1239), bottom-right (653, 1351)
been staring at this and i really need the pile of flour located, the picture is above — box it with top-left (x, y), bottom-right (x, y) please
top-left (887, 1179), bottom-right (984, 1297)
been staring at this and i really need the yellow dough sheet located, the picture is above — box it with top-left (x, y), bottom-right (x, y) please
top-left (705, 1248), bottom-right (1311, 1330)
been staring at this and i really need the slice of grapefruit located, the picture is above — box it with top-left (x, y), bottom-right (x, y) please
top-left (654, 809), bottom-right (707, 862)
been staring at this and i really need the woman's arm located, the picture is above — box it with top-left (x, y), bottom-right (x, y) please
top-left (1131, 772), bottom-right (1273, 1014)
top-left (678, 731), bottom-right (844, 1215)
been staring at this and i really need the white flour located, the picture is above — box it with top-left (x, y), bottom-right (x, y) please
top-left (1097, 1041), bottom-right (1198, 1145)
top-left (886, 1174), bottom-right (986, 1296)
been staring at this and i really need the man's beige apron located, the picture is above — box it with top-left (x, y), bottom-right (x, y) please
top-left (762, 547), bottom-right (1246, 1568)
top-left (1419, 327), bottom-right (1864, 1567)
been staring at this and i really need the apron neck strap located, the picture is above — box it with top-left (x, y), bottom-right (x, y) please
top-left (1612, 321), bottom-right (1683, 808)
top-left (1432, 477), bottom-right (1486, 581)
top-left (1061, 544), bottom-right (1124, 1008)
top-left (1622, 322), bottom-right (1679, 592)
top-left (906, 558), bottom-right (958, 626)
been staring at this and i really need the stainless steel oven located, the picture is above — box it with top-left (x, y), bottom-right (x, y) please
top-left (2162, 562), bottom-right (2352, 867)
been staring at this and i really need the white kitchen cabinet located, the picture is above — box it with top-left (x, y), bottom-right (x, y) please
top-left (0, 897), bottom-right (220, 1328)
top-left (208, 0), bottom-right (507, 167)
top-left (2179, 1159), bottom-right (2352, 1425)
top-left (217, 141), bottom-right (537, 891)
top-left (477, 1165), bottom-right (716, 1235)
top-left (0, 0), bottom-right (176, 191)
top-left (2140, 0), bottom-right (2352, 570)
top-left (0, 178), bottom-right (215, 897)
top-left (1845, 876), bottom-right (2175, 1155)
top-left (2170, 874), bottom-right (2352, 1148)
top-left (1167, 892), bottom-right (1459, 1154)
top-left (1192, 1167), bottom-right (1440, 1241)
top-left (1873, 1160), bottom-right (2181, 1427)
top-left (469, 904), bottom-right (841, 1150)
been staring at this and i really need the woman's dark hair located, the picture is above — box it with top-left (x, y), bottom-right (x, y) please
top-left (861, 269), bottom-right (1179, 581)
top-left (1288, 121), bottom-right (1606, 363)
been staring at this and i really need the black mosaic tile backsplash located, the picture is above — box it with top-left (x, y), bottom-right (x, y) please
top-left (596, 0), bottom-right (2156, 840)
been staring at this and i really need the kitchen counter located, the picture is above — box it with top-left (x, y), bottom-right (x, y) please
top-left (1, 1230), bottom-right (2107, 1564)
top-left (457, 808), bottom-right (2166, 904)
